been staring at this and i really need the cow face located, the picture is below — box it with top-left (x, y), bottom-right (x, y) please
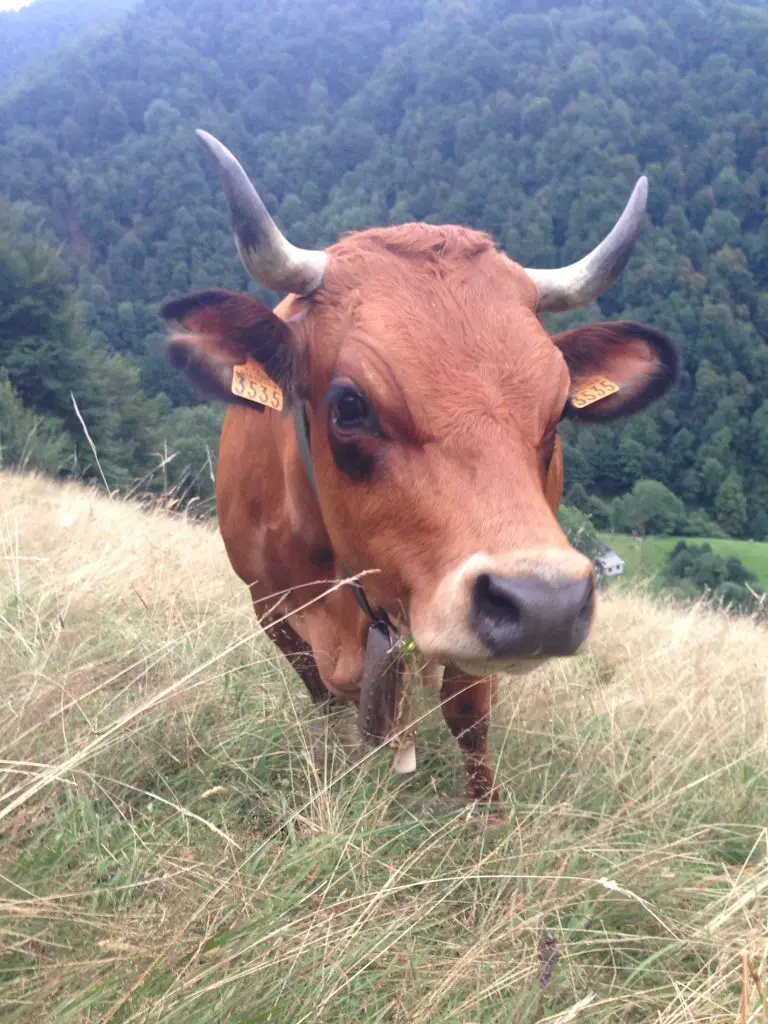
top-left (162, 229), bottom-right (677, 675)
top-left (160, 132), bottom-right (679, 676)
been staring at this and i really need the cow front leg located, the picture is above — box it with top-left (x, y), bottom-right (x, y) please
top-left (440, 669), bottom-right (499, 803)
top-left (265, 620), bottom-right (340, 712)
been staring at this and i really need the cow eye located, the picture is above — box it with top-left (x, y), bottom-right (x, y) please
top-left (328, 383), bottom-right (376, 434)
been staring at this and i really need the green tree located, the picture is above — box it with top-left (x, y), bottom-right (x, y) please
top-left (615, 480), bottom-right (686, 536)
top-left (750, 510), bottom-right (768, 541)
top-left (584, 494), bottom-right (611, 530)
top-left (664, 541), bottom-right (761, 613)
top-left (681, 508), bottom-right (727, 538)
top-left (0, 207), bottom-right (87, 427)
top-left (565, 483), bottom-right (590, 511)
top-left (0, 373), bottom-right (69, 474)
top-left (557, 505), bottom-right (606, 561)
top-left (0, 199), bottom-right (167, 486)
top-left (716, 472), bottom-right (748, 537)
top-left (158, 404), bottom-right (225, 507)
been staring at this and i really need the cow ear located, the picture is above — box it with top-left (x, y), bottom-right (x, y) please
top-left (159, 288), bottom-right (294, 408)
top-left (554, 320), bottom-right (680, 423)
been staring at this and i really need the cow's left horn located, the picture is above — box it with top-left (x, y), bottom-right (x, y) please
top-left (196, 129), bottom-right (327, 295)
top-left (523, 177), bottom-right (648, 313)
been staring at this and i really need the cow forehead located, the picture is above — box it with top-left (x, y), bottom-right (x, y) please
top-left (281, 222), bottom-right (541, 340)
top-left (324, 223), bottom-right (541, 320)
top-left (299, 225), bottom-right (568, 434)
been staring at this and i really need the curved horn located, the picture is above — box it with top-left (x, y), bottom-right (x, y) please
top-left (196, 129), bottom-right (327, 295)
top-left (524, 177), bottom-right (648, 313)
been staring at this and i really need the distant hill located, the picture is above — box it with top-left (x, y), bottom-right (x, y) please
top-left (0, 0), bottom-right (135, 88)
top-left (0, 0), bottom-right (767, 535)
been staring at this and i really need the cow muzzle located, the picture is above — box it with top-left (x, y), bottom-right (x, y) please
top-left (410, 550), bottom-right (596, 675)
top-left (471, 572), bottom-right (593, 659)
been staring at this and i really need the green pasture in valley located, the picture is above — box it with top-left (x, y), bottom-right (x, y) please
top-left (603, 533), bottom-right (768, 590)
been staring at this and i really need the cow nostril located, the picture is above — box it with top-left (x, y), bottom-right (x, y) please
top-left (575, 576), bottom-right (595, 625)
top-left (474, 573), bottom-right (522, 625)
top-left (471, 572), bottom-right (596, 660)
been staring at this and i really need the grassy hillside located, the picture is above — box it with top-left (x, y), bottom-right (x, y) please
top-left (2, 472), bottom-right (768, 1021)
top-left (605, 532), bottom-right (768, 588)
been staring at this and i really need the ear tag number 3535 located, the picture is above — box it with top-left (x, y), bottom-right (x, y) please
top-left (569, 375), bottom-right (620, 410)
top-left (231, 358), bottom-right (284, 411)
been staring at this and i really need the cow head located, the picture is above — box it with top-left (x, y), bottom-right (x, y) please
top-left (161, 131), bottom-right (678, 677)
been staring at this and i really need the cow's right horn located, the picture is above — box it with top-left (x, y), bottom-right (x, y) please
top-left (523, 177), bottom-right (648, 313)
top-left (196, 129), bottom-right (327, 296)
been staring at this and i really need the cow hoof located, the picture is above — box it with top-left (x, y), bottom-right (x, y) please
top-left (318, 694), bottom-right (344, 715)
top-left (465, 782), bottom-right (501, 805)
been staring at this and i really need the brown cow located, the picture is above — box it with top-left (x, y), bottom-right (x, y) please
top-left (161, 131), bottom-right (678, 801)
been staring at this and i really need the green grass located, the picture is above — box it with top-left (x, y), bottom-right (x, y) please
top-left (3, 473), bottom-right (768, 1022)
top-left (603, 532), bottom-right (768, 589)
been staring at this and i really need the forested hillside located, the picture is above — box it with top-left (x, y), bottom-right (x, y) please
top-left (0, 0), bottom-right (136, 88)
top-left (1, 0), bottom-right (767, 534)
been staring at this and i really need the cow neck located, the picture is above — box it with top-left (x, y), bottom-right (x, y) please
top-left (292, 402), bottom-right (379, 624)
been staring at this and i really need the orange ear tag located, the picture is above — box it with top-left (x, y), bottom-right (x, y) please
top-left (569, 375), bottom-right (620, 410)
top-left (231, 358), bottom-right (284, 411)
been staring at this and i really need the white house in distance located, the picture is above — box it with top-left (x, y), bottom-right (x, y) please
top-left (595, 548), bottom-right (625, 582)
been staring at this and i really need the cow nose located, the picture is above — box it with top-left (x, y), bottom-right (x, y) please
top-left (471, 573), bottom-right (594, 659)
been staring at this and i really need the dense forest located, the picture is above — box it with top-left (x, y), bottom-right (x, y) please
top-left (0, 0), bottom-right (136, 88)
top-left (1, 0), bottom-right (767, 535)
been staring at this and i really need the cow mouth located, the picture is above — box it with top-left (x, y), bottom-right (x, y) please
top-left (450, 654), bottom-right (553, 678)
top-left (410, 612), bottom-right (593, 678)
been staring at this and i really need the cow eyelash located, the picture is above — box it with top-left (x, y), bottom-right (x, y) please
top-left (540, 428), bottom-right (558, 468)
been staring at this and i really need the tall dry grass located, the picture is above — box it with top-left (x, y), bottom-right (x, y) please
top-left (2, 471), bottom-right (768, 1023)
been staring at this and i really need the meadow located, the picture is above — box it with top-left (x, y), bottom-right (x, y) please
top-left (2, 472), bottom-right (768, 1023)
top-left (604, 534), bottom-right (768, 590)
